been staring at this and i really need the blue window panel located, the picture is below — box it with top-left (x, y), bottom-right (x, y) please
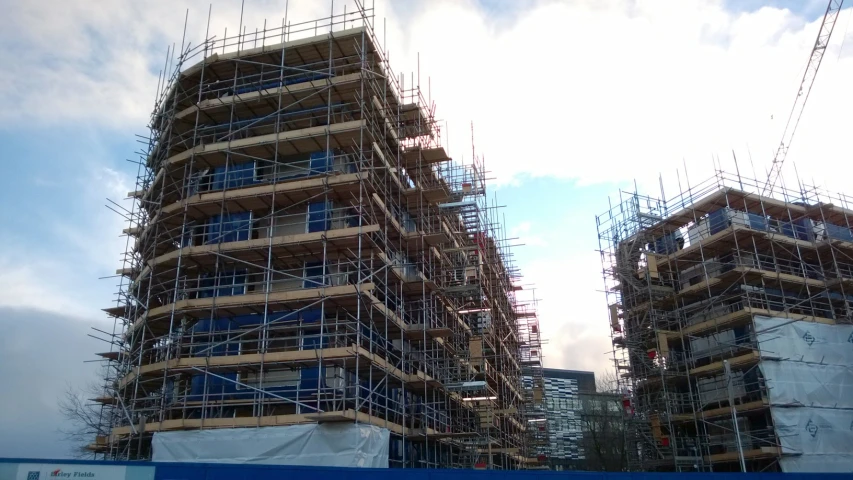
top-left (209, 337), bottom-right (232, 357)
top-left (228, 212), bottom-right (252, 242)
top-left (198, 275), bottom-right (216, 298)
top-left (198, 270), bottom-right (248, 298)
top-left (232, 314), bottom-right (263, 328)
top-left (649, 232), bottom-right (682, 254)
top-left (780, 219), bottom-right (811, 241)
top-left (826, 222), bottom-right (853, 241)
top-left (206, 215), bottom-right (222, 244)
top-left (188, 373), bottom-right (238, 398)
top-left (215, 273), bottom-right (232, 297)
top-left (303, 262), bottom-right (325, 288)
top-left (307, 202), bottom-right (329, 232)
top-left (190, 318), bottom-right (240, 357)
top-left (309, 151), bottom-right (332, 175)
top-left (231, 389), bottom-right (255, 401)
top-left (231, 270), bottom-right (243, 295)
top-left (748, 212), bottom-right (768, 231)
top-left (231, 271), bottom-right (246, 296)
top-left (212, 165), bottom-right (228, 190)
top-left (764, 287), bottom-right (783, 297)
top-left (231, 73), bottom-right (329, 96)
top-left (235, 80), bottom-right (281, 95)
top-left (267, 311), bottom-right (299, 325)
top-left (299, 400), bottom-right (319, 414)
top-left (301, 366), bottom-right (320, 390)
top-left (303, 329), bottom-right (327, 350)
top-left (217, 269), bottom-right (248, 297)
top-left (211, 162), bottom-right (255, 191)
top-left (216, 373), bottom-right (238, 397)
top-left (208, 335), bottom-right (229, 357)
top-left (192, 319), bottom-right (210, 333)
top-left (181, 228), bottom-right (194, 247)
top-left (359, 324), bottom-right (373, 342)
top-left (708, 209), bottom-right (729, 235)
top-left (390, 438), bottom-right (400, 460)
top-left (794, 218), bottom-right (812, 240)
top-left (233, 162), bottom-right (256, 186)
top-left (302, 309), bottom-right (322, 324)
top-left (189, 375), bottom-right (206, 397)
top-left (284, 72), bottom-right (328, 86)
top-left (206, 212), bottom-right (252, 244)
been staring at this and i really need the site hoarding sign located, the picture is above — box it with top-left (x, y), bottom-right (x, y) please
top-left (13, 463), bottom-right (153, 480)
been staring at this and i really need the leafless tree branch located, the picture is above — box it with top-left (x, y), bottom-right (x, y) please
top-left (57, 381), bottom-right (109, 459)
top-left (578, 370), bottom-right (627, 471)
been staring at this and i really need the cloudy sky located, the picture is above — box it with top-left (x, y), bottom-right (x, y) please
top-left (1, 0), bottom-right (852, 458)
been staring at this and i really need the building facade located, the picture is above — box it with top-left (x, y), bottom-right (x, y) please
top-left (541, 369), bottom-right (594, 469)
top-left (93, 8), bottom-right (545, 469)
top-left (540, 369), bottom-right (626, 471)
top-left (597, 172), bottom-right (853, 472)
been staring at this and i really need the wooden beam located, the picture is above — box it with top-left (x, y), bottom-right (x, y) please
top-left (166, 120), bottom-right (366, 168)
top-left (690, 351), bottom-right (759, 376)
top-left (161, 172), bottom-right (365, 216)
top-left (109, 407), bottom-right (431, 440)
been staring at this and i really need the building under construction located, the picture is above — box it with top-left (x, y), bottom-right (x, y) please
top-left (92, 6), bottom-right (546, 469)
top-left (597, 171), bottom-right (853, 473)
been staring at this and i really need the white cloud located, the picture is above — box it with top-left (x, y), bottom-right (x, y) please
top-left (0, 308), bottom-right (109, 458)
top-left (0, 161), bottom-right (134, 317)
top-left (0, 0), bottom-right (330, 129)
top-left (510, 221), bottom-right (548, 248)
top-left (524, 250), bottom-right (614, 375)
top-left (383, 0), bottom-right (853, 193)
top-left (0, 258), bottom-right (88, 317)
top-left (5, 0), bottom-right (850, 187)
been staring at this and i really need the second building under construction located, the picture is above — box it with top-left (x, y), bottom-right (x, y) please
top-left (93, 6), bottom-right (546, 469)
top-left (598, 171), bottom-right (853, 472)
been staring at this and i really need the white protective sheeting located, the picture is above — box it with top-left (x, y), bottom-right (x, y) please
top-left (760, 361), bottom-right (853, 408)
top-left (151, 423), bottom-right (390, 468)
top-left (771, 407), bottom-right (853, 456)
top-left (754, 316), bottom-right (853, 472)
top-left (754, 316), bottom-right (853, 365)
top-left (780, 455), bottom-right (853, 473)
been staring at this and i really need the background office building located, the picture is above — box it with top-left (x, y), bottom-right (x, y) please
top-left (541, 369), bottom-right (593, 469)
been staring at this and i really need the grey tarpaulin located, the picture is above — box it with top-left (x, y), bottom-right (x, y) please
top-left (755, 316), bottom-right (853, 365)
top-left (760, 361), bottom-right (853, 409)
top-left (755, 316), bottom-right (853, 473)
top-left (151, 423), bottom-right (390, 468)
top-left (771, 407), bottom-right (853, 456)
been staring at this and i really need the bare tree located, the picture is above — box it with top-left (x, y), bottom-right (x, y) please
top-left (579, 371), bottom-right (628, 471)
top-left (594, 370), bottom-right (621, 394)
top-left (58, 381), bottom-right (109, 458)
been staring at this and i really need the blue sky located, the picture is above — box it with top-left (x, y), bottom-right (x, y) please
top-left (2, 0), bottom-right (852, 458)
top-left (725, 0), bottom-right (829, 16)
top-left (0, 125), bottom-right (130, 315)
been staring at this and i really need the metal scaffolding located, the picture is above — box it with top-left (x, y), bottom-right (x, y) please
top-left (91, 3), bottom-right (546, 469)
top-left (597, 167), bottom-right (853, 472)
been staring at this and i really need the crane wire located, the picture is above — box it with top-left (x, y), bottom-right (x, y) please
top-left (838, 6), bottom-right (852, 59)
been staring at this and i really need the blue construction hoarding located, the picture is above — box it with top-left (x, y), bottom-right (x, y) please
top-left (0, 459), bottom-right (850, 480)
